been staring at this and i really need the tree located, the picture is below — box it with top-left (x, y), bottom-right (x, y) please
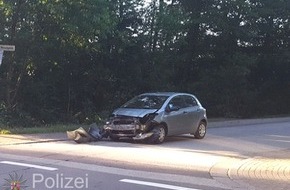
top-left (1, 0), bottom-right (289, 126)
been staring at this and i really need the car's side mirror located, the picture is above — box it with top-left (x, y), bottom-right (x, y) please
top-left (166, 104), bottom-right (180, 112)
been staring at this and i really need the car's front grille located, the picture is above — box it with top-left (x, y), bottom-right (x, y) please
top-left (113, 120), bottom-right (135, 125)
top-left (112, 116), bottom-right (138, 125)
top-left (111, 130), bottom-right (135, 135)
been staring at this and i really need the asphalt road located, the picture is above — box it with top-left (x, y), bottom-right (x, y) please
top-left (0, 118), bottom-right (290, 190)
top-left (0, 155), bottom-right (226, 190)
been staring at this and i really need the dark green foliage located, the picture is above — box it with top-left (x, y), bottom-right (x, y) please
top-left (0, 0), bottom-right (289, 127)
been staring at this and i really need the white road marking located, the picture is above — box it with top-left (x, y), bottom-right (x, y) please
top-left (0, 153), bottom-right (227, 189)
top-left (0, 161), bottom-right (58, 171)
top-left (120, 179), bottom-right (201, 190)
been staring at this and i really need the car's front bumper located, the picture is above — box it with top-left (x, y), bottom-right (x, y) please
top-left (104, 124), bottom-right (138, 137)
top-left (104, 123), bottom-right (153, 140)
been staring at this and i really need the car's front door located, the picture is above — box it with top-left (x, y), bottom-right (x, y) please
top-left (163, 95), bottom-right (191, 135)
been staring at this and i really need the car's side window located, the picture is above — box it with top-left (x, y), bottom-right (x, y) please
top-left (169, 96), bottom-right (185, 109)
top-left (183, 95), bottom-right (198, 107)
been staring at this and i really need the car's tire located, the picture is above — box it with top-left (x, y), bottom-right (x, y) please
top-left (147, 125), bottom-right (166, 144)
top-left (194, 121), bottom-right (206, 139)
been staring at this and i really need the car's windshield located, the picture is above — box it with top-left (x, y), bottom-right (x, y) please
top-left (121, 95), bottom-right (169, 109)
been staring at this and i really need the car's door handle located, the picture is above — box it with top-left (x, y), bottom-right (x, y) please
top-left (183, 111), bottom-right (188, 114)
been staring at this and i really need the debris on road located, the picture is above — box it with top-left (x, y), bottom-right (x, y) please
top-left (67, 123), bottom-right (107, 143)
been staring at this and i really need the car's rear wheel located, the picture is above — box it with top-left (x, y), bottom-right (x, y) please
top-left (147, 125), bottom-right (166, 144)
top-left (194, 121), bottom-right (206, 139)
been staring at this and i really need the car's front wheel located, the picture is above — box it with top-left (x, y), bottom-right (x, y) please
top-left (147, 125), bottom-right (166, 144)
top-left (194, 121), bottom-right (206, 139)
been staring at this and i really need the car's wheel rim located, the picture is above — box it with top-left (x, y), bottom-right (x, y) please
top-left (158, 127), bottom-right (166, 142)
top-left (198, 123), bottom-right (206, 137)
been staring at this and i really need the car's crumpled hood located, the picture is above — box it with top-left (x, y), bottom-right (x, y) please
top-left (112, 108), bottom-right (158, 118)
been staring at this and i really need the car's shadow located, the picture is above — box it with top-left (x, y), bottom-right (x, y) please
top-left (88, 135), bottom-right (196, 146)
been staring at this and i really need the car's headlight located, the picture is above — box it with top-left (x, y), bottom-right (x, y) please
top-left (105, 120), bottom-right (112, 125)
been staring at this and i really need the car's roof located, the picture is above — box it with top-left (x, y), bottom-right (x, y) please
top-left (140, 92), bottom-right (194, 97)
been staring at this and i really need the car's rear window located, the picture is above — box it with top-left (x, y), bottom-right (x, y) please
top-left (121, 95), bottom-right (169, 109)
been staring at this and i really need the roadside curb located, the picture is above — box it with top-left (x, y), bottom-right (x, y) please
top-left (0, 133), bottom-right (67, 145)
top-left (210, 158), bottom-right (256, 190)
top-left (210, 154), bottom-right (290, 190)
top-left (208, 117), bottom-right (290, 128)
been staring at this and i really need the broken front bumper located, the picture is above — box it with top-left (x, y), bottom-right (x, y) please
top-left (103, 123), bottom-right (153, 140)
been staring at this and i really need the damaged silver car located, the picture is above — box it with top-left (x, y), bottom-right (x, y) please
top-left (104, 92), bottom-right (207, 144)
